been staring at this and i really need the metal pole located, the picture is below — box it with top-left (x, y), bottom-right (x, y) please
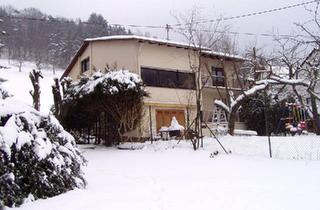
top-left (264, 90), bottom-right (272, 158)
top-left (203, 121), bottom-right (228, 154)
top-left (165, 24), bottom-right (170, 40)
top-left (268, 135), bottom-right (272, 158)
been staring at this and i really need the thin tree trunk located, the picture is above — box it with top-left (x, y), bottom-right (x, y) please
top-left (228, 112), bottom-right (236, 135)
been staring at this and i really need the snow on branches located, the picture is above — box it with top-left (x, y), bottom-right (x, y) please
top-left (215, 81), bottom-right (270, 113)
top-left (64, 70), bottom-right (143, 101)
top-left (0, 92), bottom-right (86, 207)
top-left (0, 79), bottom-right (11, 100)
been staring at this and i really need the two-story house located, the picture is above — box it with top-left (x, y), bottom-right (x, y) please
top-left (61, 35), bottom-right (247, 137)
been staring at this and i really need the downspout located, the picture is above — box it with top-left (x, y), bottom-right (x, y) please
top-left (137, 41), bottom-right (144, 137)
top-left (90, 42), bottom-right (93, 74)
top-left (137, 42), bottom-right (143, 75)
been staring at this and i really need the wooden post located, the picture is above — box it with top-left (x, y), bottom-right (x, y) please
top-left (104, 112), bottom-right (108, 146)
top-left (149, 105), bottom-right (153, 143)
top-left (87, 127), bottom-right (90, 144)
top-left (98, 114), bottom-right (101, 144)
top-left (95, 120), bottom-right (98, 144)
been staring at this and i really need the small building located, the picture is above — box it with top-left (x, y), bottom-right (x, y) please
top-left (61, 35), bottom-right (247, 138)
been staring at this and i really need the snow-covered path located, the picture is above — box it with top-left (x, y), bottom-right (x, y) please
top-left (14, 139), bottom-right (320, 210)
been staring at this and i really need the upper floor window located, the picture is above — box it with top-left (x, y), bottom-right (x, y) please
top-left (212, 67), bottom-right (225, 87)
top-left (306, 97), bottom-right (312, 106)
top-left (81, 57), bottom-right (90, 73)
top-left (141, 67), bottom-right (195, 89)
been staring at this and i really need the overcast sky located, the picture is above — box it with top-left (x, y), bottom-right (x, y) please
top-left (1, 0), bottom-right (316, 51)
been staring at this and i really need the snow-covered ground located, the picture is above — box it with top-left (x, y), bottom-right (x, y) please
top-left (0, 59), bottom-right (62, 114)
top-left (1, 58), bottom-right (320, 210)
top-left (7, 137), bottom-right (320, 210)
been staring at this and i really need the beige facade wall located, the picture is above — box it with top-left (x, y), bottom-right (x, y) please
top-left (90, 40), bottom-right (140, 74)
top-left (68, 40), bottom-right (140, 80)
top-left (144, 87), bottom-right (196, 106)
top-left (139, 43), bottom-right (198, 72)
top-left (68, 43), bottom-right (91, 80)
top-left (200, 57), bottom-right (241, 89)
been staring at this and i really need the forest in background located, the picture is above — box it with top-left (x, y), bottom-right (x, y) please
top-left (0, 5), bottom-right (131, 69)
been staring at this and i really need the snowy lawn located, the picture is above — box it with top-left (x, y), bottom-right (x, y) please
top-left (0, 59), bottom-right (62, 114)
top-left (1, 59), bottom-right (320, 209)
top-left (10, 137), bottom-right (320, 210)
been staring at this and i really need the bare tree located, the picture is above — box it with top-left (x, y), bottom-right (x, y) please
top-left (173, 7), bottom-right (234, 149)
top-left (52, 78), bottom-right (62, 118)
top-left (29, 69), bottom-right (43, 111)
top-left (268, 2), bottom-right (320, 135)
top-left (0, 18), bottom-right (5, 55)
top-left (212, 46), bottom-right (277, 135)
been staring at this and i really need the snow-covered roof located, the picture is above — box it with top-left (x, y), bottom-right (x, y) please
top-left (271, 66), bottom-right (289, 77)
top-left (85, 35), bottom-right (246, 60)
top-left (85, 35), bottom-right (211, 51)
top-left (201, 50), bottom-right (247, 61)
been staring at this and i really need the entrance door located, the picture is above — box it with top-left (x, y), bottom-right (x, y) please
top-left (156, 109), bottom-right (185, 132)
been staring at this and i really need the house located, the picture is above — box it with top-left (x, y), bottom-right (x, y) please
top-left (61, 35), bottom-right (247, 137)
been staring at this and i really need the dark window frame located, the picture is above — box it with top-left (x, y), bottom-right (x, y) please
top-left (212, 67), bottom-right (225, 87)
top-left (81, 57), bottom-right (90, 73)
top-left (141, 67), bottom-right (196, 90)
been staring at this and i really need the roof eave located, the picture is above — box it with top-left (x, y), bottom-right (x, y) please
top-left (60, 41), bottom-right (89, 80)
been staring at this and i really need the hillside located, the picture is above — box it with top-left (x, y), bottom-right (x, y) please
top-left (0, 59), bottom-right (63, 114)
top-left (0, 6), bottom-right (130, 69)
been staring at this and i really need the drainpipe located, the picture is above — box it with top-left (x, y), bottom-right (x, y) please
top-left (137, 42), bottom-right (143, 75)
top-left (90, 42), bottom-right (93, 74)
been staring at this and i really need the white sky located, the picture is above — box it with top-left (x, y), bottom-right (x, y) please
top-left (0, 0), bottom-right (316, 51)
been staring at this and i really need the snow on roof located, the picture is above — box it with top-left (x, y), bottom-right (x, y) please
top-left (85, 35), bottom-right (246, 60)
top-left (201, 50), bottom-right (247, 61)
top-left (272, 66), bottom-right (289, 76)
top-left (85, 35), bottom-right (210, 50)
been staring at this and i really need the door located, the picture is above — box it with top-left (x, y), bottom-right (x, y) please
top-left (156, 109), bottom-right (185, 132)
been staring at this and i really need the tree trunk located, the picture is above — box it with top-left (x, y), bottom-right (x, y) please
top-left (29, 69), bottom-right (43, 111)
top-left (52, 78), bottom-right (62, 118)
top-left (228, 111), bottom-right (236, 135)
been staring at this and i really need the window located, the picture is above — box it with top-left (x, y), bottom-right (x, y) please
top-left (306, 97), bottom-right (312, 106)
top-left (81, 57), bottom-right (90, 73)
top-left (212, 67), bottom-right (225, 87)
top-left (141, 67), bottom-right (195, 89)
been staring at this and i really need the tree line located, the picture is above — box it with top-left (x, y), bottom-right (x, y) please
top-left (0, 5), bottom-right (131, 70)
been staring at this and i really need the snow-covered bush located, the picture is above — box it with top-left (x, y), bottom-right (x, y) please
top-left (60, 70), bottom-right (147, 145)
top-left (0, 78), bottom-right (11, 99)
top-left (0, 97), bottom-right (86, 207)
